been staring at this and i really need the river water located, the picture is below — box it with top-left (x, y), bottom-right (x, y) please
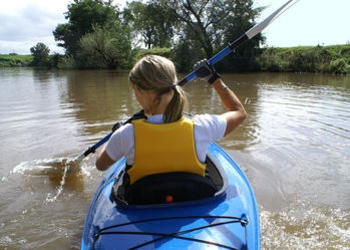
top-left (0, 68), bottom-right (349, 249)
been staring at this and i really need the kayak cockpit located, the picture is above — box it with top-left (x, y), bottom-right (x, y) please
top-left (82, 143), bottom-right (260, 250)
top-left (111, 155), bottom-right (227, 206)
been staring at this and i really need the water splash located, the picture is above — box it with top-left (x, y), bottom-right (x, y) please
top-left (12, 158), bottom-right (81, 175)
top-left (12, 157), bottom-right (88, 202)
top-left (45, 160), bottom-right (71, 203)
top-left (260, 202), bottom-right (350, 249)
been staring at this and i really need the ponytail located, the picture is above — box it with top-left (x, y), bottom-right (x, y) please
top-left (129, 55), bottom-right (187, 123)
top-left (163, 85), bottom-right (186, 123)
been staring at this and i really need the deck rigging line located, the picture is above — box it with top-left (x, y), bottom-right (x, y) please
top-left (94, 215), bottom-right (248, 249)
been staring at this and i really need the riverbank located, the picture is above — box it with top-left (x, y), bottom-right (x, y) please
top-left (0, 54), bottom-right (33, 67)
top-left (258, 44), bottom-right (350, 74)
top-left (1, 44), bottom-right (350, 74)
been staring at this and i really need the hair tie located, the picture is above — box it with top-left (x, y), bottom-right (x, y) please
top-left (170, 83), bottom-right (178, 89)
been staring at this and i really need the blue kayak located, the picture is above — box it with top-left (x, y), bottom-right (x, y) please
top-left (81, 143), bottom-right (260, 249)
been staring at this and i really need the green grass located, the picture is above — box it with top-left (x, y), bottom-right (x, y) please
top-left (0, 54), bottom-right (33, 67)
top-left (2, 44), bottom-right (349, 74)
top-left (258, 44), bottom-right (350, 74)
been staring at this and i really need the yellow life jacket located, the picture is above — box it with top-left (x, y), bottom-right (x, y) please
top-left (127, 116), bottom-right (206, 184)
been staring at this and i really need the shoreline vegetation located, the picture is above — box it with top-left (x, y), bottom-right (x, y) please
top-left (2, 1), bottom-right (349, 75)
top-left (1, 44), bottom-right (350, 74)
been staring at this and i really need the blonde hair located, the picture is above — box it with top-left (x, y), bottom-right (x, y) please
top-left (129, 55), bottom-right (186, 123)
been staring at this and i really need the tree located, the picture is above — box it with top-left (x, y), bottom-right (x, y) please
top-left (172, 38), bottom-right (202, 72)
top-left (125, 1), bottom-right (176, 49)
top-left (53, 0), bottom-right (119, 57)
top-left (219, 0), bottom-right (265, 72)
top-left (79, 25), bottom-right (132, 68)
top-left (152, 0), bottom-right (263, 71)
top-left (153, 0), bottom-right (215, 58)
top-left (30, 42), bottom-right (50, 67)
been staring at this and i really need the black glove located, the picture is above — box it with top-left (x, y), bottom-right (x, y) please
top-left (193, 59), bottom-right (220, 84)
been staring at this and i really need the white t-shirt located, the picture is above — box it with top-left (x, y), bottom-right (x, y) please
top-left (105, 114), bottom-right (227, 165)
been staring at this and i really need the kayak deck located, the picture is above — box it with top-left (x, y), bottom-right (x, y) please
top-left (94, 215), bottom-right (248, 249)
top-left (81, 143), bottom-right (260, 249)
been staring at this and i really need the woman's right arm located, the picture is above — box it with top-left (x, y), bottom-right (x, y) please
top-left (193, 60), bottom-right (247, 136)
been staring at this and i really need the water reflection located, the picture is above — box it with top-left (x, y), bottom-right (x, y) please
top-left (62, 70), bottom-right (139, 133)
top-left (59, 70), bottom-right (262, 151)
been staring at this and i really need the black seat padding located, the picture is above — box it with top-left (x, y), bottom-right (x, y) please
top-left (123, 172), bottom-right (218, 205)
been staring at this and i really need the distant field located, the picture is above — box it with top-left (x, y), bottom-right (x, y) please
top-left (2, 44), bottom-right (349, 74)
top-left (258, 44), bottom-right (350, 74)
top-left (0, 54), bottom-right (33, 67)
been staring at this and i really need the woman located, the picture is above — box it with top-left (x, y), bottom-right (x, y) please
top-left (96, 55), bottom-right (247, 185)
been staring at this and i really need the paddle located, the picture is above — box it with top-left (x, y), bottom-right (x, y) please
top-left (75, 0), bottom-right (298, 162)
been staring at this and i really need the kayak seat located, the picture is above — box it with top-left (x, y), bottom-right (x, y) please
top-left (112, 172), bottom-right (218, 205)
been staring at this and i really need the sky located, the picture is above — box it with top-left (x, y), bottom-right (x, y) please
top-left (0, 0), bottom-right (349, 55)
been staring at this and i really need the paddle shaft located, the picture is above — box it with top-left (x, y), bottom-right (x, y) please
top-left (76, 0), bottom-right (298, 161)
top-left (75, 110), bottom-right (146, 162)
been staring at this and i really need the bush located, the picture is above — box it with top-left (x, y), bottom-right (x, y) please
top-left (330, 58), bottom-right (349, 74)
top-left (257, 45), bottom-right (350, 74)
top-left (132, 47), bottom-right (174, 66)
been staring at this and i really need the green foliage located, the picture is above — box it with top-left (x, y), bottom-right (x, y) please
top-left (79, 25), bottom-right (133, 69)
top-left (330, 58), bottom-right (349, 74)
top-left (30, 42), bottom-right (50, 67)
top-left (53, 0), bottom-right (120, 57)
top-left (132, 47), bottom-right (173, 66)
top-left (125, 1), bottom-right (176, 49)
top-left (258, 45), bottom-right (350, 74)
top-left (172, 38), bottom-right (204, 73)
top-left (49, 53), bottom-right (66, 69)
top-left (55, 55), bottom-right (76, 69)
top-left (152, 0), bottom-right (263, 59)
top-left (51, 0), bottom-right (263, 70)
top-left (135, 47), bottom-right (172, 58)
top-left (216, 0), bottom-right (264, 72)
top-left (0, 54), bottom-right (33, 67)
top-left (9, 0), bottom-right (348, 74)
